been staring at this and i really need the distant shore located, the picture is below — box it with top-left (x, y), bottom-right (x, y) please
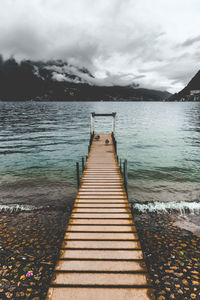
top-left (0, 99), bottom-right (199, 102)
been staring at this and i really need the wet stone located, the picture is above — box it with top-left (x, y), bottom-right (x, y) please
top-left (134, 212), bottom-right (200, 299)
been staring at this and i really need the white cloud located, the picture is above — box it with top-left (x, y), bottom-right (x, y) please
top-left (0, 0), bottom-right (200, 92)
top-left (46, 64), bottom-right (142, 86)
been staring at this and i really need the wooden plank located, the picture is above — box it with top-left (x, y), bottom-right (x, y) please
top-left (75, 200), bottom-right (129, 203)
top-left (52, 273), bottom-right (149, 286)
top-left (55, 260), bottom-right (146, 272)
top-left (64, 232), bottom-right (138, 240)
top-left (76, 196), bottom-right (127, 199)
top-left (72, 208), bottom-right (131, 213)
top-left (79, 189), bottom-right (124, 192)
top-left (47, 288), bottom-right (154, 300)
top-left (69, 219), bottom-right (135, 225)
top-left (61, 240), bottom-right (140, 249)
top-left (71, 213), bottom-right (133, 219)
top-left (77, 195), bottom-right (125, 198)
top-left (80, 184), bottom-right (123, 187)
top-left (67, 225), bottom-right (137, 232)
top-left (60, 249), bottom-right (143, 259)
top-left (75, 204), bottom-right (129, 208)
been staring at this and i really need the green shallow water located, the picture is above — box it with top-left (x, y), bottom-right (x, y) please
top-left (0, 101), bottom-right (200, 209)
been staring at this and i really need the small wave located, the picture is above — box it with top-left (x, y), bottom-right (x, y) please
top-left (133, 201), bottom-right (200, 214)
top-left (0, 204), bottom-right (47, 212)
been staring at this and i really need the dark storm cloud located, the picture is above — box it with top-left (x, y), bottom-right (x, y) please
top-left (0, 0), bottom-right (200, 92)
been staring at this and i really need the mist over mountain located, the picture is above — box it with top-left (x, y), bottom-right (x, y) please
top-left (169, 70), bottom-right (200, 101)
top-left (0, 56), bottom-right (171, 101)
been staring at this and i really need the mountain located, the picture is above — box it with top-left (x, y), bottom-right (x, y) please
top-left (168, 70), bottom-right (200, 101)
top-left (0, 56), bottom-right (171, 101)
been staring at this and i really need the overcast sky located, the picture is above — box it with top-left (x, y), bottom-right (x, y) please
top-left (0, 0), bottom-right (200, 93)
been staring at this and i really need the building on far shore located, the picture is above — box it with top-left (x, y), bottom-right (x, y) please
top-left (189, 90), bottom-right (200, 101)
top-left (190, 90), bottom-right (200, 95)
top-left (179, 90), bottom-right (200, 101)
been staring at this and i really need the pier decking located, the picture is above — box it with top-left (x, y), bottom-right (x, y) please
top-left (46, 132), bottom-right (154, 300)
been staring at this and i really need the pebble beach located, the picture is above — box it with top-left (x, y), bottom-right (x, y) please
top-left (0, 208), bottom-right (199, 299)
top-left (134, 211), bottom-right (200, 300)
top-left (0, 209), bottom-right (70, 299)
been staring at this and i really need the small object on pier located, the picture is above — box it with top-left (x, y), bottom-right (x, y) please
top-left (105, 139), bottom-right (109, 144)
top-left (94, 135), bottom-right (100, 140)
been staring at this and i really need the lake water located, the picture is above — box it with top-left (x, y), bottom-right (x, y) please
top-left (0, 101), bottom-right (200, 212)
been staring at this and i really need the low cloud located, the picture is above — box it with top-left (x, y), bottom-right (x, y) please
top-left (46, 64), bottom-right (142, 86)
top-left (0, 0), bottom-right (200, 93)
top-left (180, 35), bottom-right (200, 47)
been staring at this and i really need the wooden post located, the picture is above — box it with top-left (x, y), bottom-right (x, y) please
top-left (111, 132), bottom-right (117, 154)
top-left (124, 159), bottom-right (128, 198)
top-left (112, 112), bottom-right (116, 135)
top-left (90, 112), bottom-right (95, 135)
top-left (82, 157), bottom-right (85, 173)
top-left (120, 158), bottom-right (122, 173)
top-left (123, 160), bottom-right (125, 185)
top-left (76, 162), bottom-right (80, 189)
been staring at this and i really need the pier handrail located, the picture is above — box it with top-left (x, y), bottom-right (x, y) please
top-left (90, 112), bottom-right (116, 136)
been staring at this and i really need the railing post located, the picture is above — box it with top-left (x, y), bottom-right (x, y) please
top-left (125, 159), bottom-right (128, 198)
top-left (76, 162), bottom-right (80, 189)
top-left (82, 157), bottom-right (85, 173)
top-left (111, 132), bottom-right (117, 154)
top-left (123, 159), bottom-right (128, 199)
top-left (91, 112), bottom-right (95, 135)
top-left (120, 158), bottom-right (122, 173)
top-left (88, 132), bottom-right (94, 154)
top-left (123, 160), bottom-right (125, 184)
top-left (112, 112), bottom-right (116, 135)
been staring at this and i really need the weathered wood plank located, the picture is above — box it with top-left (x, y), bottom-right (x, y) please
top-left (51, 273), bottom-right (149, 286)
top-left (47, 287), bottom-right (154, 300)
top-left (67, 225), bottom-right (137, 232)
top-left (72, 208), bottom-right (131, 213)
top-left (64, 232), bottom-right (139, 240)
top-left (61, 240), bottom-right (140, 249)
top-left (71, 213), bottom-right (133, 219)
top-left (68, 219), bottom-right (135, 225)
top-left (75, 204), bottom-right (129, 208)
top-left (60, 249), bottom-right (143, 259)
top-left (55, 260), bottom-right (146, 272)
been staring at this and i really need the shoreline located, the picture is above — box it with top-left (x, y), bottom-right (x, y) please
top-left (0, 100), bottom-right (199, 102)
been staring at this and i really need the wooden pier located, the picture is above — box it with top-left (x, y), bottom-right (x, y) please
top-left (46, 113), bottom-right (154, 300)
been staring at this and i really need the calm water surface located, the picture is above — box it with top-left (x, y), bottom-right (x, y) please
top-left (0, 101), bottom-right (199, 210)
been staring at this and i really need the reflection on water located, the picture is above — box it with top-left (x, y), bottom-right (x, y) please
top-left (0, 101), bottom-right (200, 209)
